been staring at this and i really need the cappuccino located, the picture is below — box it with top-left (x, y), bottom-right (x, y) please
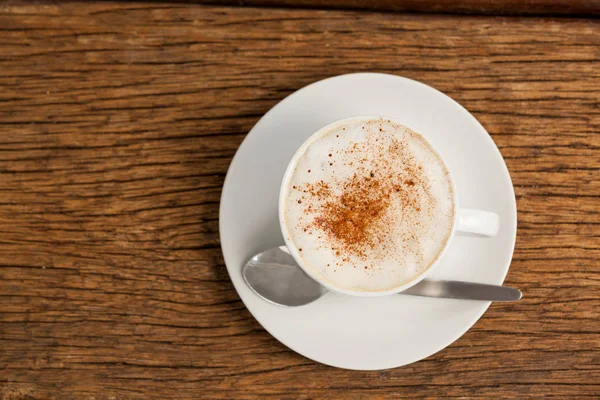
top-left (281, 117), bottom-right (455, 292)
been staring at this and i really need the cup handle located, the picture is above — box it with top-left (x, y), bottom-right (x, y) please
top-left (457, 208), bottom-right (499, 237)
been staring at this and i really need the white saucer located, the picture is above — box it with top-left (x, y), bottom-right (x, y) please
top-left (219, 73), bottom-right (517, 370)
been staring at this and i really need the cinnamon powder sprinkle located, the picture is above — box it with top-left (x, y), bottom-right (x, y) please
top-left (290, 121), bottom-right (448, 273)
top-left (295, 127), bottom-right (430, 264)
top-left (313, 173), bottom-right (391, 259)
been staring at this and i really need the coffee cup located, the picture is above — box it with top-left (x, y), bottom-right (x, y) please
top-left (279, 116), bottom-right (499, 297)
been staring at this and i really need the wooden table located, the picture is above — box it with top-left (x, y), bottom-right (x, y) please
top-left (1, 2), bottom-right (598, 399)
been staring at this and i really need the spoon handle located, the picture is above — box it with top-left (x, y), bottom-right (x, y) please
top-left (401, 280), bottom-right (522, 302)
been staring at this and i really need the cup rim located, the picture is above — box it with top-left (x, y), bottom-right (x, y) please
top-left (278, 115), bottom-right (459, 297)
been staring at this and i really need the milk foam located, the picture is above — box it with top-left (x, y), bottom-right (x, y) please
top-left (282, 117), bottom-right (455, 292)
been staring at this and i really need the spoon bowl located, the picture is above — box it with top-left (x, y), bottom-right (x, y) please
top-left (243, 246), bottom-right (328, 306)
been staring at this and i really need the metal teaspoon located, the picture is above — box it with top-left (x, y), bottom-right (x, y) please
top-left (243, 246), bottom-right (522, 306)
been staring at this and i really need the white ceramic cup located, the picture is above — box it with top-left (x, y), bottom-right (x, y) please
top-left (279, 116), bottom-right (499, 297)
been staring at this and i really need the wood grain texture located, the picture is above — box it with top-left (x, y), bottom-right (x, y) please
top-left (199, 0), bottom-right (600, 17)
top-left (0, 2), bottom-right (599, 399)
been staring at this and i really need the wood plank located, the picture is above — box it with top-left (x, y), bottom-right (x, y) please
top-left (0, 2), bottom-right (598, 399)
top-left (199, 0), bottom-right (600, 17)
